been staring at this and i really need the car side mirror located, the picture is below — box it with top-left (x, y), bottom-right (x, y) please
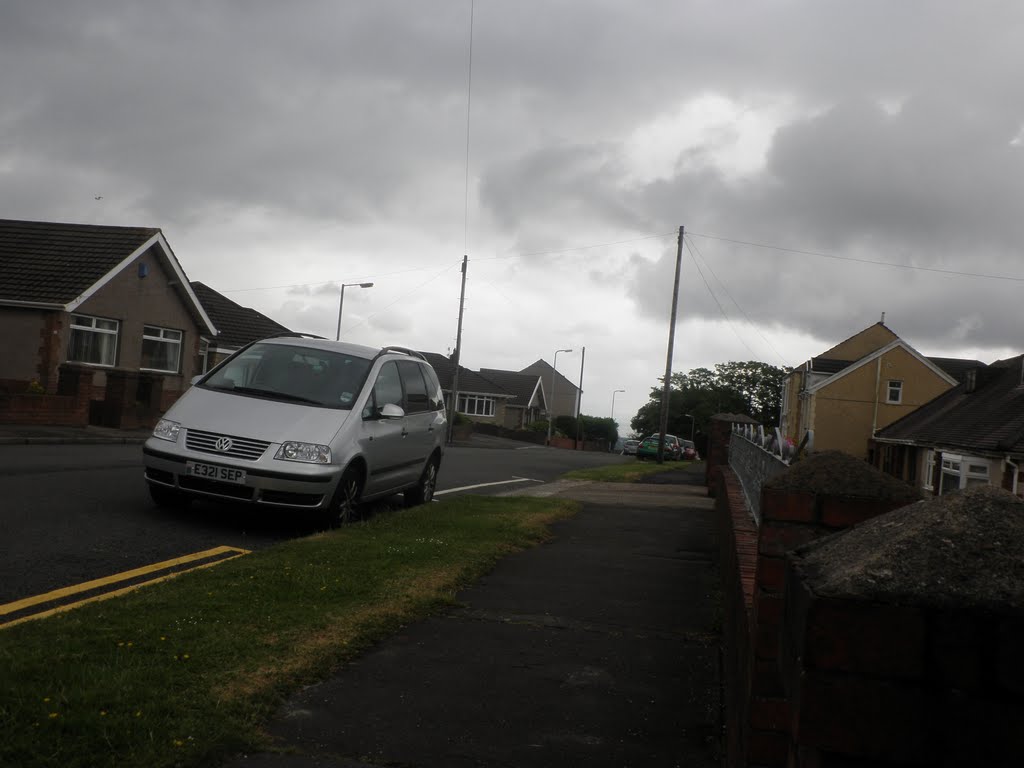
top-left (380, 403), bottom-right (406, 419)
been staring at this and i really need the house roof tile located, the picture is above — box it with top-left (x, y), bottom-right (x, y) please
top-left (875, 355), bottom-right (1024, 455)
top-left (191, 282), bottom-right (290, 349)
top-left (419, 352), bottom-right (512, 397)
top-left (0, 218), bottom-right (161, 305)
top-left (478, 369), bottom-right (542, 408)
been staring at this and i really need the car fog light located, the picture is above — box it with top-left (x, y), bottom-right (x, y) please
top-left (153, 419), bottom-right (181, 442)
top-left (275, 441), bottom-right (331, 464)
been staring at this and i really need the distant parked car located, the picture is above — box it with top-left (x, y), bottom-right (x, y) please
top-left (621, 439), bottom-right (640, 456)
top-left (636, 433), bottom-right (683, 461)
top-left (681, 439), bottom-right (699, 460)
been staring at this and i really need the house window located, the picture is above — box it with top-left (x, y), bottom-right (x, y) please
top-left (141, 325), bottom-right (182, 373)
top-left (922, 449), bottom-right (935, 490)
top-left (68, 314), bottom-right (119, 366)
top-left (458, 394), bottom-right (495, 417)
top-left (939, 454), bottom-right (989, 495)
top-left (887, 380), bottom-right (903, 404)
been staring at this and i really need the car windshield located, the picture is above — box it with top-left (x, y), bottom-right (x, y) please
top-left (201, 343), bottom-right (372, 409)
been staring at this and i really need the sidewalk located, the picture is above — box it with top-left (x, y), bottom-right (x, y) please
top-left (226, 465), bottom-right (722, 768)
top-left (0, 423), bottom-right (151, 445)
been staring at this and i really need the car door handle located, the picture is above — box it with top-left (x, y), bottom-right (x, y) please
top-left (401, 428), bottom-right (409, 437)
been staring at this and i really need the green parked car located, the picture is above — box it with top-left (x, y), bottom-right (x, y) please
top-left (636, 433), bottom-right (683, 461)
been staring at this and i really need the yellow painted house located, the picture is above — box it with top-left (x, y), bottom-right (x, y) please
top-left (779, 323), bottom-right (962, 460)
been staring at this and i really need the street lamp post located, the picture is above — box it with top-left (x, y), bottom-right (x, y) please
top-left (547, 348), bottom-right (572, 445)
top-left (611, 389), bottom-right (625, 420)
top-left (611, 389), bottom-right (625, 452)
top-left (336, 282), bottom-right (374, 341)
top-left (684, 413), bottom-right (695, 441)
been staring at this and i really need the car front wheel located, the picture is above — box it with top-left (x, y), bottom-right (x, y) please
top-left (325, 466), bottom-right (362, 528)
top-left (405, 458), bottom-right (438, 507)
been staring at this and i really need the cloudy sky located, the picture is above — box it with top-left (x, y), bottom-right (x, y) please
top-left (3, 1), bottom-right (1023, 429)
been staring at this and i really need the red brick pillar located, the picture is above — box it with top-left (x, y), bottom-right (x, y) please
top-left (706, 414), bottom-right (759, 494)
top-left (37, 313), bottom-right (64, 393)
top-left (102, 369), bottom-right (141, 429)
top-left (56, 363), bottom-right (94, 425)
top-left (746, 451), bottom-right (921, 767)
top-left (782, 486), bottom-right (1024, 766)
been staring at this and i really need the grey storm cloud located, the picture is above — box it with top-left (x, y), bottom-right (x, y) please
top-left (3, 0), bottom-right (1024, 404)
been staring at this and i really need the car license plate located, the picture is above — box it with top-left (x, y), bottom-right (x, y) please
top-left (186, 461), bottom-right (246, 484)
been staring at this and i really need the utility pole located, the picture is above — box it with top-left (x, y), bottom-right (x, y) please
top-left (573, 346), bottom-right (585, 450)
top-left (657, 226), bottom-right (684, 463)
top-left (447, 255), bottom-right (468, 445)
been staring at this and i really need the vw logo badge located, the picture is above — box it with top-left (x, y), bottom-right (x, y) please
top-left (214, 437), bottom-right (233, 452)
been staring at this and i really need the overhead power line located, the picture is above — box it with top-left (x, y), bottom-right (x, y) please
top-left (687, 231), bottom-right (1024, 283)
top-left (685, 234), bottom-right (792, 368)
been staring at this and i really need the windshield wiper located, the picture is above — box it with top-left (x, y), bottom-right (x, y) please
top-left (215, 385), bottom-right (322, 405)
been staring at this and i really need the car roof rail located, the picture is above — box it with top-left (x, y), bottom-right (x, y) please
top-left (371, 346), bottom-right (427, 364)
top-left (262, 332), bottom-right (328, 340)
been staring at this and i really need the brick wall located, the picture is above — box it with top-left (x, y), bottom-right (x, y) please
top-left (718, 449), bottom-right (923, 767)
top-left (781, 486), bottom-right (1024, 766)
top-left (712, 464), bottom-right (758, 766)
top-left (0, 364), bottom-right (93, 426)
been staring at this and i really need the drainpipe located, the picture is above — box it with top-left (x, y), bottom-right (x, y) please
top-left (872, 357), bottom-right (882, 435)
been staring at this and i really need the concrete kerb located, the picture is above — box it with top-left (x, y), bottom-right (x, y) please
top-left (0, 428), bottom-right (150, 446)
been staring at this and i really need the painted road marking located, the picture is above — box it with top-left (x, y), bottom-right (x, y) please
top-left (434, 477), bottom-right (543, 496)
top-left (0, 545), bottom-right (250, 629)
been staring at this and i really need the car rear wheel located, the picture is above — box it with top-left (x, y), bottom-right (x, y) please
top-left (405, 458), bottom-right (438, 507)
top-left (325, 466), bottom-right (362, 528)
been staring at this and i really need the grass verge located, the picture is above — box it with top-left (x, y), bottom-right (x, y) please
top-left (562, 459), bottom-right (695, 483)
top-left (0, 495), bottom-right (577, 768)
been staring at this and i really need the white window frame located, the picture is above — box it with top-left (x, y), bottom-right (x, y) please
top-left (922, 449), bottom-right (935, 491)
top-left (458, 393), bottom-right (495, 417)
top-left (197, 338), bottom-right (210, 374)
top-left (887, 380), bottom-right (903, 404)
top-left (68, 314), bottom-right (119, 367)
top-left (140, 325), bottom-right (183, 373)
top-left (939, 453), bottom-right (990, 494)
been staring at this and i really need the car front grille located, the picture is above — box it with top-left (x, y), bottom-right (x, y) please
top-left (185, 429), bottom-right (271, 461)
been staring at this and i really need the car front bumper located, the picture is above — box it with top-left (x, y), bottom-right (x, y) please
top-left (143, 440), bottom-right (341, 509)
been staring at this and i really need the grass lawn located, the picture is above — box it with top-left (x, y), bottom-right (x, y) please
top-left (563, 459), bottom-right (696, 483)
top-left (0, 495), bottom-right (577, 768)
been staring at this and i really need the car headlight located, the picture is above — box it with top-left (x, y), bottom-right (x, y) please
top-left (152, 419), bottom-right (181, 442)
top-left (275, 441), bottom-right (332, 464)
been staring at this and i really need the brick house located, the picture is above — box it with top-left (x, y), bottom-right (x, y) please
top-left (190, 281), bottom-right (291, 373)
top-left (0, 219), bottom-right (216, 428)
top-left (779, 322), bottom-right (978, 460)
top-left (477, 368), bottom-right (546, 429)
top-left (872, 354), bottom-right (1024, 496)
top-left (519, 358), bottom-right (580, 425)
top-left (417, 354), bottom-right (548, 429)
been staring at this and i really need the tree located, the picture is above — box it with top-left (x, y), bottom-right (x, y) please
top-left (553, 414), bottom-right (619, 446)
top-left (630, 360), bottom-right (786, 442)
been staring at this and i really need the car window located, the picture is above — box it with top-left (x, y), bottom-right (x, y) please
top-left (397, 360), bottom-right (430, 414)
top-left (202, 343), bottom-right (370, 409)
top-left (363, 361), bottom-right (403, 418)
top-left (420, 363), bottom-right (445, 411)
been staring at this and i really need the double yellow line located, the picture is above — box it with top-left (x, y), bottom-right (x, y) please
top-left (0, 546), bottom-right (249, 630)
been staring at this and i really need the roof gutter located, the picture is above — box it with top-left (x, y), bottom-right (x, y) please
top-left (0, 299), bottom-right (66, 310)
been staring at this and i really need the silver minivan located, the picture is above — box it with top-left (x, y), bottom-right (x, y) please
top-left (142, 336), bottom-right (447, 525)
